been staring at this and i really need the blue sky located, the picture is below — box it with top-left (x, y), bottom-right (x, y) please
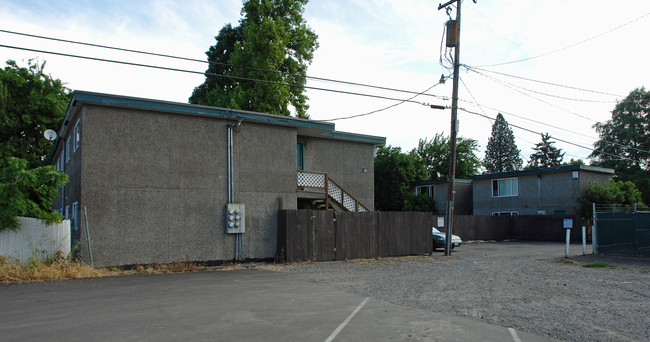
top-left (1, 0), bottom-right (649, 165)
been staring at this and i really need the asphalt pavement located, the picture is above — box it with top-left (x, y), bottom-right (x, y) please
top-left (0, 269), bottom-right (555, 341)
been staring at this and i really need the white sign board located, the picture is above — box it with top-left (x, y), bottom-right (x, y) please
top-left (437, 217), bottom-right (445, 228)
top-left (563, 219), bottom-right (573, 229)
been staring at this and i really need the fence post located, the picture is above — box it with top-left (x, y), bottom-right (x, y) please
top-left (582, 226), bottom-right (586, 255)
top-left (592, 203), bottom-right (597, 255)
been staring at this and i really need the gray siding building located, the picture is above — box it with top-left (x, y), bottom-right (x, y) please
top-left (471, 165), bottom-right (614, 216)
top-left (411, 179), bottom-right (473, 215)
top-left (51, 91), bottom-right (384, 266)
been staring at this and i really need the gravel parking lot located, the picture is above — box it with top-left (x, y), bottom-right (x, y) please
top-left (280, 241), bottom-right (650, 341)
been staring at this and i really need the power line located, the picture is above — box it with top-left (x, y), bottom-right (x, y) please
top-left (465, 99), bottom-right (650, 156)
top-left (319, 82), bottom-right (447, 122)
top-left (0, 43), bottom-right (435, 106)
top-left (469, 68), bottom-right (617, 103)
top-left (458, 107), bottom-right (635, 163)
top-left (0, 28), bottom-right (445, 100)
top-left (464, 65), bottom-right (623, 97)
top-left (463, 67), bottom-right (649, 142)
top-left (474, 11), bottom-right (650, 67)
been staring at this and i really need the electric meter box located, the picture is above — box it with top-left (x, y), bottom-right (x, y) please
top-left (225, 203), bottom-right (245, 234)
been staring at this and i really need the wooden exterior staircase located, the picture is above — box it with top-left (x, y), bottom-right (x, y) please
top-left (297, 170), bottom-right (369, 212)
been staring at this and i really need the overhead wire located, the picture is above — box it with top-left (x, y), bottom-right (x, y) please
top-left (0, 28), bottom-right (445, 100)
top-left (319, 80), bottom-right (448, 122)
top-left (0, 43), bottom-right (439, 106)
top-left (463, 66), bottom-right (650, 144)
top-left (458, 107), bottom-right (635, 163)
top-left (465, 66), bottom-right (601, 123)
top-left (464, 65), bottom-right (624, 97)
top-left (469, 69), bottom-right (617, 103)
top-left (461, 99), bottom-right (650, 156)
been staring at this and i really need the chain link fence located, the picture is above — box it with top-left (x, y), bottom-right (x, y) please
top-left (0, 217), bottom-right (70, 263)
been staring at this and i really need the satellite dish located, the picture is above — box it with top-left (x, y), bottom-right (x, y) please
top-left (44, 129), bottom-right (57, 141)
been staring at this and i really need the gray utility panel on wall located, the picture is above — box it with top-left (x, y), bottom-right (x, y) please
top-left (226, 203), bottom-right (245, 234)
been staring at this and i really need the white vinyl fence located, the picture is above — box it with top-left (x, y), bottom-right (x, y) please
top-left (0, 217), bottom-right (70, 263)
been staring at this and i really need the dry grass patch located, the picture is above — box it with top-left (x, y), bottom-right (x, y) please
top-left (0, 254), bottom-right (120, 283)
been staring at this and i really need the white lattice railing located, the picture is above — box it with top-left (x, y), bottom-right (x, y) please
top-left (297, 171), bottom-right (369, 212)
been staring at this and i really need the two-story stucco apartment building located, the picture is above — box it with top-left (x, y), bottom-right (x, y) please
top-left (51, 91), bottom-right (384, 266)
top-left (471, 165), bottom-right (614, 216)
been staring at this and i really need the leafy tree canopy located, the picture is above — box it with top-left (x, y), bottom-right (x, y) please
top-left (0, 157), bottom-right (68, 231)
top-left (0, 59), bottom-right (71, 168)
top-left (410, 133), bottom-right (481, 179)
top-left (402, 192), bottom-right (437, 213)
top-left (190, 0), bottom-right (318, 118)
top-left (526, 133), bottom-right (564, 169)
top-left (590, 87), bottom-right (650, 172)
top-left (577, 179), bottom-right (647, 219)
top-left (374, 145), bottom-right (427, 211)
top-left (590, 87), bottom-right (650, 204)
top-left (484, 113), bottom-right (522, 173)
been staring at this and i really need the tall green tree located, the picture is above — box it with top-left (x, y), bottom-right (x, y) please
top-left (0, 59), bottom-right (70, 230)
top-left (0, 59), bottom-right (71, 168)
top-left (590, 88), bottom-right (650, 203)
top-left (484, 113), bottom-right (522, 173)
top-left (410, 133), bottom-right (481, 179)
top-left (590, 87), bottom-right (650, 171)
top-left (190, 0), bottom-right (318, 118)
top-left (527, 133), bottom-right (564, 169)
top-left (374, 145), bottom-right (427, 211)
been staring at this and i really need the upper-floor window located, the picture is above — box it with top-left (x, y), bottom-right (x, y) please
top-left (492, 178), bottom-right (518, 197)
top-left (65, 137), bottom-right (71, 163)
top-left (416, 185), bottom-right (434, 198)
top-left (72, 202), bottom-right (79, 231)
top-left (73, 121), bottom-right (80, 151)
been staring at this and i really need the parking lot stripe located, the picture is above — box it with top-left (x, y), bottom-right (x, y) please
top-left (509, 328), bottom-right (522, 342)
top-left (324, 297), bottom-right (370, 342)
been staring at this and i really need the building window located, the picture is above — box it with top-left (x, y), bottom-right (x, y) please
top-left (493, 211), bottom-right (518, 216)
top-left (73, 121), bottom-right (80, 151)
top-left (492, 178), bottom-right (518, 197)
top-left (59, 143), bottom-right (64, 171)
top-left (66, 137), bottom-right (71, 163)
top-left (296, 142), bottom-right (305, 170)
top-left (72, 202), bottom-right (79, 231)
top-left (416, 185), bottom-right (434, 198)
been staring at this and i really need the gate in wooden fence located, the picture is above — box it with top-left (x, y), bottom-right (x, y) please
top-left (277, 210), bottom-right (433, 261)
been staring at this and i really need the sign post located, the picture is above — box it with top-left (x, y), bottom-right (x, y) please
top-left (563, 219), bottom-right (573, 258)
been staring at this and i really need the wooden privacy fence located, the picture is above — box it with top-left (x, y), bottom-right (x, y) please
top-left (277, 210), bottom-right (432, 261)
top-left (448, 215), bottom-right (584, 243)
top-left (278, 211), bottom-right (584, 261)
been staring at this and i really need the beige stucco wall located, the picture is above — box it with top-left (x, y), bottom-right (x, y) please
top-left (299, 136), bottom-right (376, 211)
top-left (79, 104), bottom-right (297, 266)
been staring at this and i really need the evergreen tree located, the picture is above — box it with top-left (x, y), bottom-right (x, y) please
top-left (484, 113), bottom-right (522, 173)
top-left (190, 0), bottom-right (318, 118)
top-left (527, 133), bottom-right (564, 168)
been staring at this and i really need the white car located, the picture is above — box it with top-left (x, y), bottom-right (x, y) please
top-left (432, 227), bottom-right (462, 250)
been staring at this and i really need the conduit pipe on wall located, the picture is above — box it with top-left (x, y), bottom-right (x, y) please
top-left (227, 119), bottom-right (244, 261)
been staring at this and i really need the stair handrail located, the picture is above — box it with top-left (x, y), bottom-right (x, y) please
top-left (297, 170), bottom-right (369, 212)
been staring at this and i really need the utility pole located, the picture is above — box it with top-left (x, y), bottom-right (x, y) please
top-left (438, 0), bottom-right (467, 256)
